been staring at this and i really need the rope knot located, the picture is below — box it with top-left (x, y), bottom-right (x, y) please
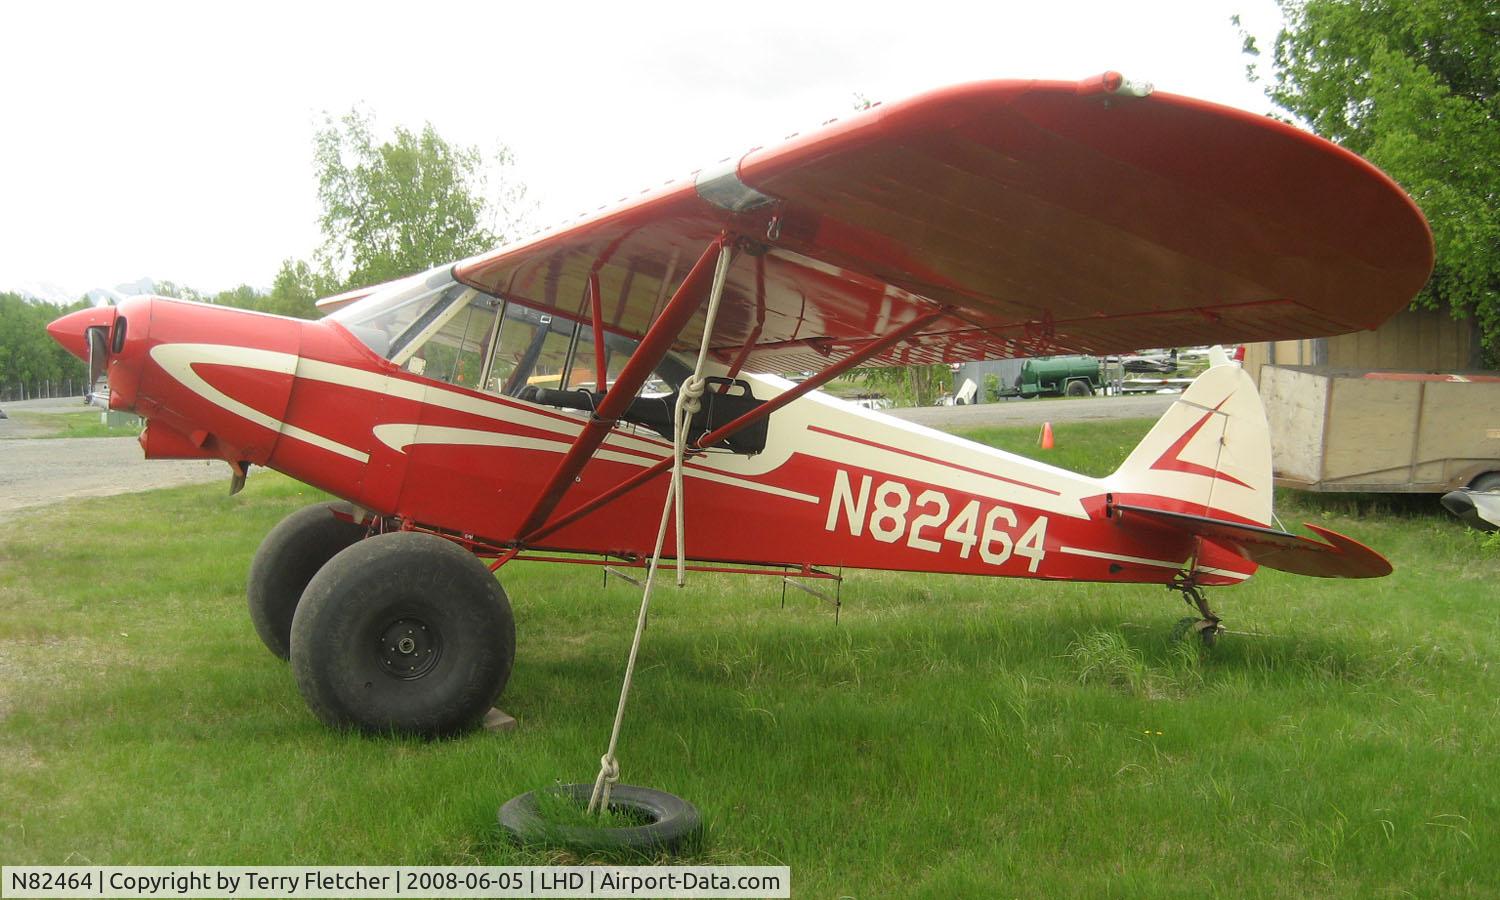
top-left (678, 375), bottom-right (707, 416)
top-left (599, 753), bottom-right (620, 785)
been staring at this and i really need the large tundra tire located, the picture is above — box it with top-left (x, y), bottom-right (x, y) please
top-left (247, 501), bottom-right (367, 660)
top-left (290, 531), bottom-right (515, 736)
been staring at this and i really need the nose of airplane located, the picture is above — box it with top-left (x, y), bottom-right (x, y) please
top-left (47, 305), bottom-right (118, 361)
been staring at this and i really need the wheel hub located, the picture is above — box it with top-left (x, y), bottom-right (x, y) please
top-left (378, 617), bottom-right (440, 679)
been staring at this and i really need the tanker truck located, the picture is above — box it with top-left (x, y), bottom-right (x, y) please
top-left (996, 355), bottom-right (1104, 399)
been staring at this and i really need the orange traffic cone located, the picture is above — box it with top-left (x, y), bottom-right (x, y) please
top-left (1038, 421), bottom-right (1054, 450)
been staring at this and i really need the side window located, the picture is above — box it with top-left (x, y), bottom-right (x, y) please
top-left (402, 293), bottom-right (501, 389)
top-left (475, 300), bottom-right (688, 406)
top-left (485, 304), bottom-right (578, 397)
top-left (565, 329), bottom-right (631, 392)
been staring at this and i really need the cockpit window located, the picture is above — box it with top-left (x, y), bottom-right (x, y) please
top-left (405, 290), bottom-right (502, 388)
top-left (328, 267), bottom-right (692, 400)
top-left (328, 266), bottom-right (463, 360)
top-left (486, 303), bottom-right (577, 396)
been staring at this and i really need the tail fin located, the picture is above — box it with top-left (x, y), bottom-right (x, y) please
top-left (1106, 363), bottom-right (1392, 580)
top-left (1107, 363), bottom-right (1272, 527)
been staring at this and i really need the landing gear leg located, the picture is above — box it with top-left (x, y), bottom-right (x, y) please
top-left (1168, 579), bottom-right (1222, 647)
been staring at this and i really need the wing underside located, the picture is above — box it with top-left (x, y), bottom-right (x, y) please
top-left (454, 74), bottom-right (1433, 372)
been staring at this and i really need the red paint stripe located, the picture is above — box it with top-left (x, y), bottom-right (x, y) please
top-left (806, 424), bottom-right (1061, 496)
top-left (1148, 396), bottom-right (1252, 490)
top-left (1363, 371), bottom-right (1500, 383)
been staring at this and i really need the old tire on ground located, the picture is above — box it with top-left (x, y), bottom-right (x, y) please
top-left (290, 531), bottom-right (515, 736)
top-left (499, 784), bottom-right (702, 855)
top-left (247, 501), bottom-right (367, 660)
top-left (1065, 379), bottom-right (1091, 397)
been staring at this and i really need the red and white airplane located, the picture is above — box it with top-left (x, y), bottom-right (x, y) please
top-left (48, 74), bottom-right (1433, 736)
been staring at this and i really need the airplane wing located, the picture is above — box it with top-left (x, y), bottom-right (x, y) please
top-left (454, 73), bottom-right (1434, 373)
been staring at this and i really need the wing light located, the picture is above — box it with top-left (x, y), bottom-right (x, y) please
top-left (694, 161), bottom-right (777, 212)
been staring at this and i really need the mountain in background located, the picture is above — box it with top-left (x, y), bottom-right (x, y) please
top-left (9, 277), bottom-right (159, 306)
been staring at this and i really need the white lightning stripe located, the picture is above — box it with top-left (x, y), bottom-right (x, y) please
top-left (1195, 566), bottom-right (1252, 581)
top-left (373, 424), bottom-right (820, 504)
top-left (147, 343), bottom-right (665, 463)
top-left (1058, 546), bottom-right (1253, 581)
top-left (150, 344), bottom-right (370, 462)
top-left (293, 357), bottom-right (673, 457)
top-left (1058, 546), bottom-right (1185, 570)
top-left (373, 424), bottom-right (572, 456)
top-left (148, 344), bottom-right (805, 497)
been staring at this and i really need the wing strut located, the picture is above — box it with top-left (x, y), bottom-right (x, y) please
top-left (521, 306), bottom-right (949, 545)
top-left (720, 254), bottom-right (767, 384)
top-left (588, 270), bottom-right (608, 392)
top-left (516, 234), bottom-right (732, 538)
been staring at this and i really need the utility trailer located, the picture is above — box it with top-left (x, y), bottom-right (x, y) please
top-left (1259, 365), bottom-right (1500, 493)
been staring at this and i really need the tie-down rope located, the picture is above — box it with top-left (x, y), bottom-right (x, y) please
top-left (588, 241), bottom-right (733, 816)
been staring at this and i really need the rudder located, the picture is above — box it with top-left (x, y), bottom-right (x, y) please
top-left (1105, 364), bottom-right (1272, 527)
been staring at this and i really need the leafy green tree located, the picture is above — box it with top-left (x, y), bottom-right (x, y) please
top-left (259, 259), bottom-right (339, 319)
top-left (846, 363), bottom-right (952, 407)
top-left (314, 108), bottom-right (527, 290)
top-left (0, 292), bottom-right (91, 399)
top-left (209, 284), bottom-right (262, 311)
top-left (1245, 0), bottom-right (1500, 357)
top-left (150, 280), bottom-right (205, 303)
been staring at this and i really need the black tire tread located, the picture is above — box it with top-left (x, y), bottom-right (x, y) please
top-left (498, 784), bottom-right (702, 855)
top-left (247, 501), bottom-right (366, 660)
top-left (290, 532), bottom-right (515, 736)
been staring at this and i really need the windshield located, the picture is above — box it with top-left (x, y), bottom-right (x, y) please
top-left (328, 266), bottom-right (692, 399)
top-left (328, 266), bottom-right (464, 360)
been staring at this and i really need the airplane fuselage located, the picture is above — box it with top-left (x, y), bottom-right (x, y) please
top-left (53, 294), bottom-right (1255, 588)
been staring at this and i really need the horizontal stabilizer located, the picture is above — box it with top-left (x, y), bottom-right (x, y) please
top-left (1113, 503), bottom-right (1392, 579)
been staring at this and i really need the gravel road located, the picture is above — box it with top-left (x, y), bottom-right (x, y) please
top-left (0, 398), bottom-right (226, 521)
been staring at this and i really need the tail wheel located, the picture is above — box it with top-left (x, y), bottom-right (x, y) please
top-left (290, 531), bottom-right (515, 736)
top-left (247, 501), bottom-right (367, 660)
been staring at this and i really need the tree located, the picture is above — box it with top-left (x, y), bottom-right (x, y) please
top-left (150, 280), bottom-right (205, 303)
top-left (209, 284), bottom-right (261, 309)
top-left (846, 363), bottom-right (952, 407)
top-left (0, 292), bottom-right (91, 400)
top-left (259, 259), bottom-right (340, 319)
top-left (1245, 0), bottom-right (1500, 358)
top-left (314, 108), bottom-right (527, 290)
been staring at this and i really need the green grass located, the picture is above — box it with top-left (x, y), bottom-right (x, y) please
top-left (2, 425), bottom-right (1498, 896)
top-left (11, 410), bottom-right (142, 438)
top-left (529, 787), bottom-right (655, 831)
top-left (953, 417), bottom-right (1157, 477)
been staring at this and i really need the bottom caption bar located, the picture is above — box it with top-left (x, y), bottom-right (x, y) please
top-left (1, 866), bottom-right (791, 899)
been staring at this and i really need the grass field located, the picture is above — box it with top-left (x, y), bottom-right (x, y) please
top-left (11, 410), bottom-right (142, 439)
top-left (1, 419), bottom-right (1497, 896)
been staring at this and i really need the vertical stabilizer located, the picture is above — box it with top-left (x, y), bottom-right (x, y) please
top-left (1105, 364), bottom-right (1273, 527)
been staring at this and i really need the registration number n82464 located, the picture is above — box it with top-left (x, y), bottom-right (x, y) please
top-left (822, 470), bottom-right (1047, 571)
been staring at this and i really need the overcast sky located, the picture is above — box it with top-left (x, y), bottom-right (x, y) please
top-left (0, 0), bottom-right (1285, 298)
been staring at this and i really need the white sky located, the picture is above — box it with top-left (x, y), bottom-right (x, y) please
top-left (0, 0), bottom-right (1285, 297)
